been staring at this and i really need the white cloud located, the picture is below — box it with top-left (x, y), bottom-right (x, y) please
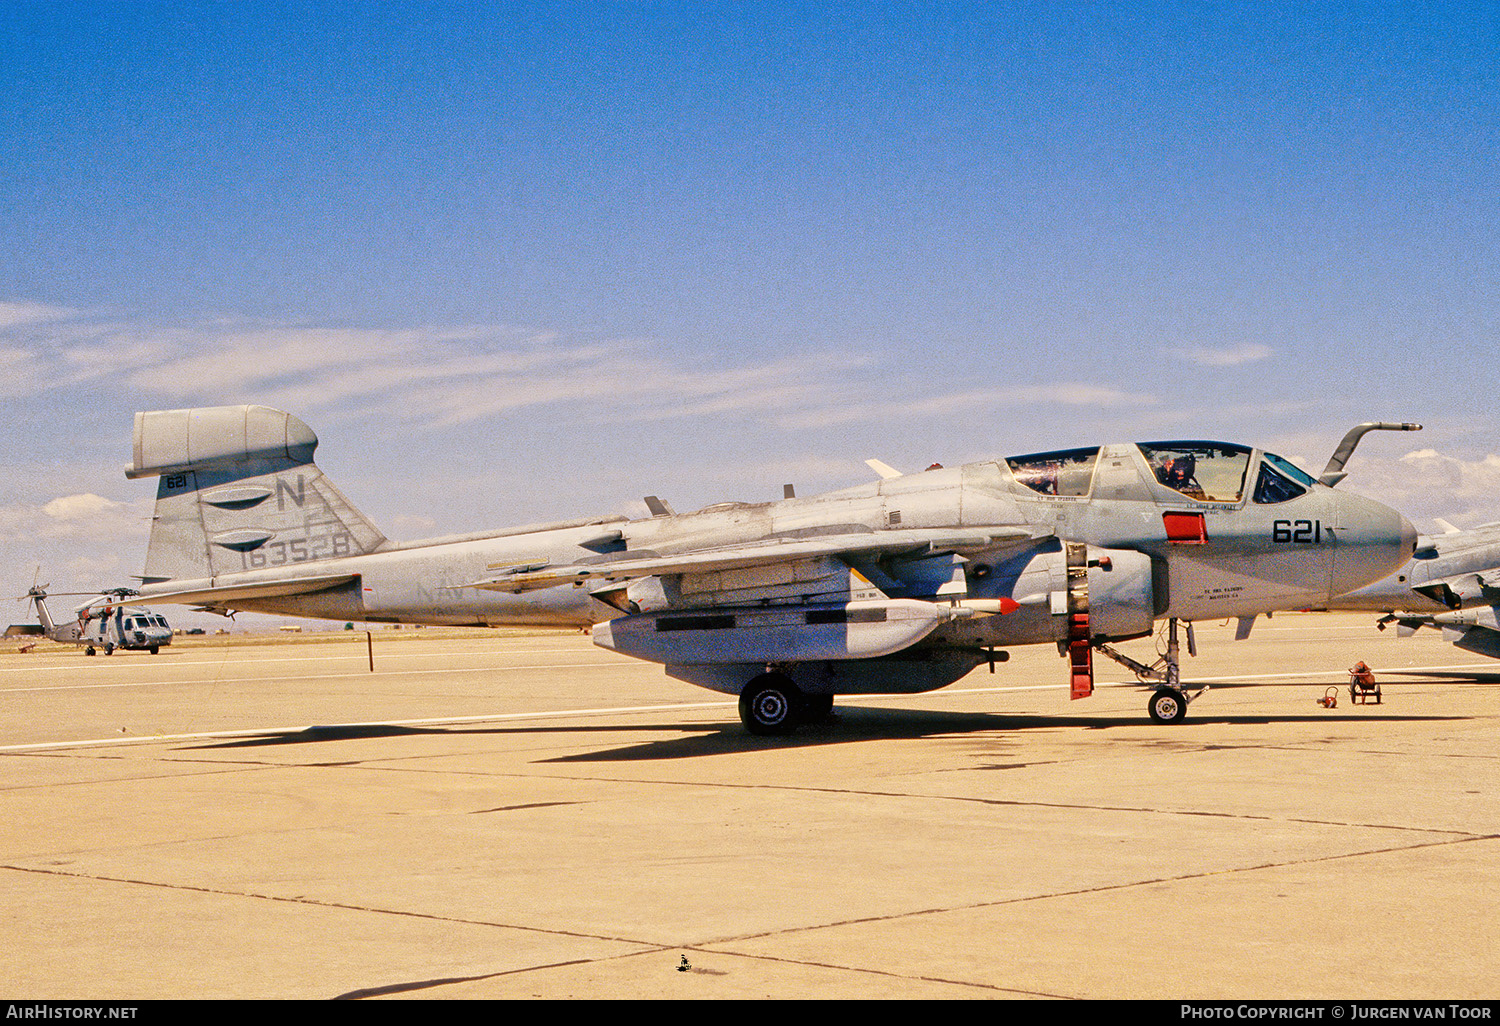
top-left (778, 382), bottom-right (1156, 431)
top-left (1397, 449), bottom-right (1500, 505)
top-left (2, 494), bottom-right (147, 542)
top-left (1166, 343), bottom-right (1273, 367)
top-left (1338, 449), bottom-right (1500, 530)
top-left (0, 304), bottom-right (1190, 463)
top-left (42, 494), bottom-right (122, 520)
top-left (0, 493), bottom-right (154, 602)
top-left (0, 301), bottom-right (76, 329)
top-left (388, 513), bottom-right (438, 539)
top-left (2, 308), bottom-right (864, 430)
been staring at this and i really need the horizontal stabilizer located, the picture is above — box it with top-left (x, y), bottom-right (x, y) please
top-left (5, 624), bottom-right (44, 637)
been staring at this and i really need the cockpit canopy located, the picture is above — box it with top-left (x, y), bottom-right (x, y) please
top-left (122, 614), bottom-right (169, 630)
top-left (1252, 451), bottom-right (1316, 504)
top-left (1138, 442), bottom-right (1251, 503)
top-left (1004, 441), bottom-right (1317, 505)
top-left (1005, 447), bottom-right (1099, 497)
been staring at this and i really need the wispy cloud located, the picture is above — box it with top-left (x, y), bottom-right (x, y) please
top-left (777, 382), bottom-right (1157, 430)
top-left (7, 307), bottom-right (1162, 439)
top-left (0, 493), bottom-right (150, 544)
top-left (1165, 343), bottom-right (1274, 367)
top-left (1396, 450), bottom-right (1500, 506)
top-left (1333, 448), bottom-right (1500, 531)
top-left (0, 300), bottom-right (76, 330)
top-left (1, 309), bottom-right (875, 429)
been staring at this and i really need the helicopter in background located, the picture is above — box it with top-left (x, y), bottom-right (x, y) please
top-left (6, 585), bottom-right (173, 655)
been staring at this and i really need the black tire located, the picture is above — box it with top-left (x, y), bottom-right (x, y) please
top-left (739, 674), bottom-right (801, 735)
top-left (149, 645), bottom-right (159, 655)
top-left (800, 693), bottom-right (835, 722)
top-left (103, 643), bottom-right (114, 656)
top-left (1148, 688), bottom-right (1188, 724)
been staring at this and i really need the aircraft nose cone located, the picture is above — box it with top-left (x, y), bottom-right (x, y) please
top-left (1399, 513), bottom-right (1418, 562)
top-left (1331, 498), bottom-right (1418, 596)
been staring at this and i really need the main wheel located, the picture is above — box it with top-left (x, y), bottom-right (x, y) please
top-left (739, 674), bottom-right (801, 735)
top-left (800, 693), bottom-right (835, 722)
top-left (1148, 687), bottom-right (1188, 724)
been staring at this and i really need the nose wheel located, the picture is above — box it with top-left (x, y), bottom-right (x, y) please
top-left (1096, 617), bottom-right (1201, 724)
top-left (1148, 687), bottom-right (1189, 723)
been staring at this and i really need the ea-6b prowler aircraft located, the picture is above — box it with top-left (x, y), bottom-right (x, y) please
top-left (1332, 520), bottom-right (1500, 659)
top-left (124, 406), bottom-right (1417, 733)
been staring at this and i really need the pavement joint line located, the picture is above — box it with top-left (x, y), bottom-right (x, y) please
top-left (678, 947), bottom-right (1068, 999)
top-left (0, 862), bottom-right (658, 947)
top-left (526, 774), bottom-right (1489, 839)
top-left (42, 827), bottom-right (1491, 1005)
top-left (708, 832), bottom-right (1500, 946)
top-left (332, 956), bottom-right (649, 1000)
top-left (336, 945), bottom-right (1047, 1000)
top-left (0, 648), bottom-right (611, 674)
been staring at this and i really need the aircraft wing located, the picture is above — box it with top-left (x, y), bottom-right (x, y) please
top-left (1412, 570), bottom-right (1500, 610)
top-left (465, 526), bottom-right (1042, 594)
top-left (1445, 624), bottom-right (1500, 660)
top-left (135, 573), bottom-right (361, 607)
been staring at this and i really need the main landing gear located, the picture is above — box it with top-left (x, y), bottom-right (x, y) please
top-left (1096, 617), bottom-right (1202, 724)
top-left (738, 673), bottom-right (834, 736)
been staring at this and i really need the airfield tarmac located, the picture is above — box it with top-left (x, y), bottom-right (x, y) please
top-left (0, 613), bottom-right (1496, 1001)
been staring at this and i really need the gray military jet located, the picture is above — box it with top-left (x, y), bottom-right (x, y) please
top-left (123, 405), bottom-right (1417, 732)
top-left (6, 586), bottom-right (173, 655)
top-left (1333, 520), bottom-right (1500, 659)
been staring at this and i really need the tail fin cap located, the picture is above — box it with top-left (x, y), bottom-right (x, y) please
top-left (128, 406), bottom-right (318, 479)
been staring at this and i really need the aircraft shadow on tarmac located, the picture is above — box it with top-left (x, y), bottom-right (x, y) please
top-left (182, 704), bottom-right (1470, 763)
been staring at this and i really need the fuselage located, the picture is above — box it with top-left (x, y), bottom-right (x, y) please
top-left (142, 440), bottom-right (1415, 635)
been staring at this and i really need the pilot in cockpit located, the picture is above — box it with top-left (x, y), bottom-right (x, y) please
top-left (1158, 453), bottom-right (1204, 498)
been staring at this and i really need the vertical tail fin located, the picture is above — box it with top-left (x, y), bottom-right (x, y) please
top-left (128, 406), bottom-right (386, 582)
top-left (29, 589), bottom-right (57, 634)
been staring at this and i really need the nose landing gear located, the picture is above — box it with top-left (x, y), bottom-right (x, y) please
top-left (1095, 617), bottom-right (1202, 724)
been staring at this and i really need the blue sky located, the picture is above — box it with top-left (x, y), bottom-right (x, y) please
top-left (2, 2), bottom-right (1497, 621)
